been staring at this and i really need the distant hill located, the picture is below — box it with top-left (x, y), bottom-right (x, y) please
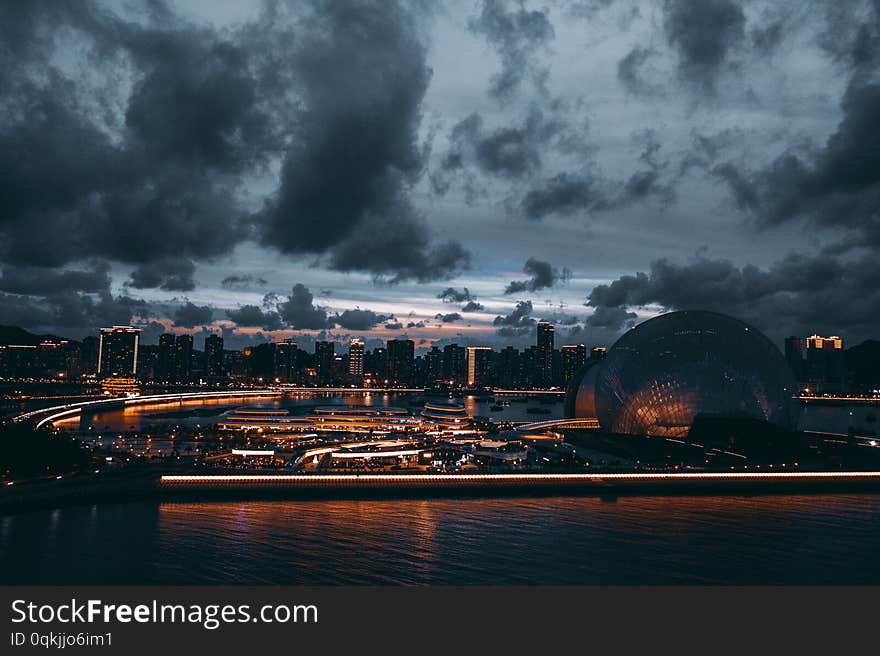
top-left (845, 340), bottom-right (880, 390)
top-left (0, 325), bottom-right (67, 346)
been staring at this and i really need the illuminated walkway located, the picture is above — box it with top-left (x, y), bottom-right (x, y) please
top-left (159, 470), bottom-right (880, 491)
top-left (13, 389), bottom-right (285, 429)
top-left (13, 387), bottom-right (429, 429)
top-left (514, 418), bottom-right (600, 432)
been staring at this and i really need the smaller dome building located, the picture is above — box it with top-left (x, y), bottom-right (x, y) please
top-left (421, 401), bottom-right (469, 428)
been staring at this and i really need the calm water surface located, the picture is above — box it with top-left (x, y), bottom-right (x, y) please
top-left (2, 494), bottom-right (879, 585)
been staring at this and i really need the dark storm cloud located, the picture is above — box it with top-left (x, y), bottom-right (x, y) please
top-left (172, 302), bottom-right (214, 328)
top-left (255, 0), bottom-right (469, 282)
top-left (617, 46), bottom-right (659, 96)
top-left (0, 264), bottom-right (110, 296)
top-left (277, 284), bottom-right (329, 330)
top-left (439, 111), bottom-right (542, 180)
top-left (493, 300), bottom-right (536, 336)
top-left (225, 282), bottom-right (462, 333)
top-left (607, 130), bottom-right (675, 209)
top-left (585, 305), bottom-right (638, 330)
top-left (480, 121), bottom-right (669, 220)
top-left (586, 254), bottom-right (880, 343)
top-left (407, 321), bottom-right (426, 329)
top-left (225, 305), bottom-right (283, 331)
top-left (263, 283), bottom-right (399, 333)
top-left (816, 0), bottom-right (880, 67)
top-left (221, 274), bottom-right (268, 289)
top-left (432, 102), bottom-right (592, 200)
top-left (0, 254), bottom-right (149, 338)
top-left (0, 2), bottom-right (259, 271)
top-left (438, 287), bottom-right (473, 303)
top-left (521, 172), bottom-right (603, 220)
top-left (662, 0), bottom-right (746, 90)
top-left (468, 0), bottom-right (555, 100)
top-left (0, 293), bottom-right (55, 330)
top-left (124, 31), bottom-right (276, 172)
top-left (712, 77), bottom-right (880, 251)
top-left (750, 13), bottom-right (789, 56)
top-left (435, 312), bottom-right (462, 323)
top-left (331, 309), bottom-right (393, 331)
top-left (504, 257), bottom-right (571, 294)
top-left (57, 292), bottom-right (148, 335)
top-left (461, 301), bottom-right (485, 312)
top-left (128, 257), bottom-right (196, 292)
top-left (710, 162), bottom-right (759, 212)
top-left (541, 307), bottom-right (580, 326)
top-left (324, 210), bottom-right (471, 283)
top-left (0, 1), bottom-right (466, 294)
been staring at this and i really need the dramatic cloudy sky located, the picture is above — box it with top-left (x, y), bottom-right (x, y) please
top-left (1, 0), bottom-right (879, 352)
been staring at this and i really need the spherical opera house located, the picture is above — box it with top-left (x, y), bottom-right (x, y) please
top-left (564, 310), bottom-right (799, 438)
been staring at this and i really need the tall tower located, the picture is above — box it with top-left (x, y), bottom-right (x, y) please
top-left (272, 339), bottom-right (297, 382)
top-left (348, 339), bottom-right (364, 379)
top-left (425, 346), bottom-right (443, 382)
top-left (467, 346), bottom-right (492, 388)
top-left (205, 334), bottom-right (225, 378)
top-left (561, 344), bottom-right (587, 384)
top-left (536, 322), bottom-right (555, 388)
top-left (157, 333), bottom-right (175, 381)
top-left (442, 343), bottom-right (466, 385)
top-left (174, 334), bottom-right (193, 382)
top-left (387, 339), bottom-right (415, 385)
top-left (97, 326), bottom-right (140, 377)
top-left (314, 341), bottom-right (335, 383)
top-left (805, 334), bottom-right (845, 394)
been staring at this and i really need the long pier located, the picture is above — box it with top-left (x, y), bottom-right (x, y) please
top-left (157, 471), bottom-right (880, 496)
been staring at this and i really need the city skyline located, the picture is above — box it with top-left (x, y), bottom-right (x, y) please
top-left (2, 1), bottom-right (880, 352)
top-left (0, 316), bottom-right (864, 398)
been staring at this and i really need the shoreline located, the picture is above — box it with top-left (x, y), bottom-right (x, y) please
top-left (4, 470), bottom-right (880, 516)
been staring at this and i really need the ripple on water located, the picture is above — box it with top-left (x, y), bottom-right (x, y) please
top-left (2, 494), bottom-right (880, 585)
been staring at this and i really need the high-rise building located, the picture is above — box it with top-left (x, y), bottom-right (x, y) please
top-left (271, 339), bottom-right (297, 382)
top-left (366, 347), bottom-right (387, 380)
top-left (315, 341), bottom-right (335, 383)
top-left (442, 343), bottom-right (466, 385)
top-left (805, 334), bottom-right (845, 393)
top-left (561, 344), bottom-right (588, 385)
top-left (467, 346), bottom-right (492, 388)
top-left (521, 345), bottom-right (538, 388)
top-left (412, 354), bottom-right (428, 387)
top-left (425, 346), bottom-right (443, 383)
top-left (590, 346), bottom-right (607, 362)
top-left (225, 350), bottom-right (247, 379)
top-left (387, 339), bottom-right (415, 386)
top-left (205, 334), bottom-right (225, 378)
top-left (97, 326), bottom-right (140, 377)
top-left (157, 333), bottom-right (175, 381)
top-left (536, 322), bottom-right (555, 388)
top-left (137, 344), bottom-right (159, 381)
top-left (494, 346), bottom-right (521, 388)
top-left (174, 334), bottom-right (193, 382)
top-left (348, 339), bottom-right (364, 379)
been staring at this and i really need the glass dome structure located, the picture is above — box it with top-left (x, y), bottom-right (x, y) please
top-left (563, 359), bottom-right (601, 419)
top-left (570, 310), bottom-right (799, 437)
